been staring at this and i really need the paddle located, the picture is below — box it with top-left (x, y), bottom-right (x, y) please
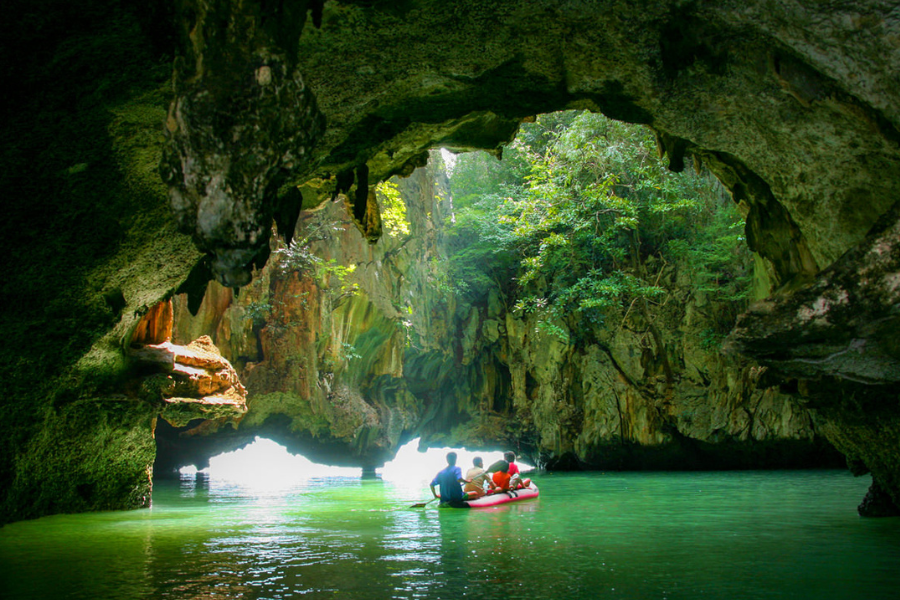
top-left (410, 497), bottom-right (438, 508)
top-left (486, 459), bottom-right (509, 473)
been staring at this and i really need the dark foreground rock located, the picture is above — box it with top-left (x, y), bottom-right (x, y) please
top-left (858, 480), bottom-right (900, 518)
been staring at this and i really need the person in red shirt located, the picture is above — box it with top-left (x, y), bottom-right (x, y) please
top-left (492, 463), bottom-right (512, 491)
top-left (504, 452), bottom-right (520, 477)
top-left (503, 451), bottom-right (531, 490)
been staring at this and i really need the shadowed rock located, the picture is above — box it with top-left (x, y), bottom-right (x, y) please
top-left (728, 200), bottom-right (900, 385)
top-left (160, 0), bottom-right (326, 287)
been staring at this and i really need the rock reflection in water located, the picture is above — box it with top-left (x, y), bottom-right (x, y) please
top-left (1, 471), bottom-right (898, 600)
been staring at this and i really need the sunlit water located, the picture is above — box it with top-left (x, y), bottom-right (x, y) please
top-left (2, 470), bottom-right (899, 600)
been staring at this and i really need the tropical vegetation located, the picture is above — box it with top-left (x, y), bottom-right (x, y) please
top-left (445, 111), bottom-right (752, 345)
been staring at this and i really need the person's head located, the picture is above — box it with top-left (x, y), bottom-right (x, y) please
top-left (473, 457), bottom-right (483, 468)
top-left (504, 451), bottom-right (516, 463)
top-left (446, 451), bottom-right (457, 466)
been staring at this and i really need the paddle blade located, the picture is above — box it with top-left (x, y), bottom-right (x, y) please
top-left (486, 459), bottom-right (509, 473)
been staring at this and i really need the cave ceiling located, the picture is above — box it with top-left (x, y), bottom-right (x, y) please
top-left (163, 0), bottom-right (900, 294)
top-left (3, 0), bottom-right (900, 523)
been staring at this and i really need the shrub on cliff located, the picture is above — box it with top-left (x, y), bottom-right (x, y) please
top-left (446, 111), bottom-right (751, 343)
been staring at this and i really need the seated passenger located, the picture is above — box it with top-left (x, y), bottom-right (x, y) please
top-left (492, 463), bottom-right (513, 491)
top-left (503, 451), bottom-right (531, 490)
top-left (464, 457), bottom-right (496, 499)
top-left (429, 451), bottom-right (467, 507)
top-left (504, 451), bottom-right (520, 478)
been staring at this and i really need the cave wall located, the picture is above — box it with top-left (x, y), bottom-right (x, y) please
top-left (2, 0), bottom-right (900, 522)
top-left (0, 1), bottom-right (202, 524)
top-left (164, 160), bottom-right (454, 471)
top-left (166, 157), bottom-right (840, 475)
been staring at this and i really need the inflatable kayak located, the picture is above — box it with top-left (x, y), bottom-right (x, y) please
top-left (440, 483), bottom-right (539, 508)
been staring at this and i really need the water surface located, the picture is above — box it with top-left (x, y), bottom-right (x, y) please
top-left (2, 471), bottom-right (898, 599)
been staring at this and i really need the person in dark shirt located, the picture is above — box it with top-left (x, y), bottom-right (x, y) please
top-left (429, 452), bottom-right (467, 506)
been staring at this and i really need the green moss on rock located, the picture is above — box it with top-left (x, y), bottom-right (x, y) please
top-left (0, 2), bottom-right (200, 523)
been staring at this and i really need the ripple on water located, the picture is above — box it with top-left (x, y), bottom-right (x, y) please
top-left (0, 471), bottom-right (898, 600)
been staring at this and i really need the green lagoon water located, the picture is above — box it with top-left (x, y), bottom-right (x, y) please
top-left (1, 470), bottom-right (898, 600)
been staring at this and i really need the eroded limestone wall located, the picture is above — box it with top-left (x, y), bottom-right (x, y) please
top-left (3, 0), bottom-right (898, 523)
top-left (169, 157), bottom-right (838, 473)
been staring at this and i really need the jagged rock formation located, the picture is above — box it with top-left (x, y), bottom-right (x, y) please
top-left (159, 0), bottom-right (326, 287)
top-left (2, 0), bottom-right (900, 522)
top-left (163, 160), bottom-right (840, 476)
top-left (729, 199), bottom-right (900, 514)
top-left (161, 162), bottom-right (452, 472)
top-left (123, 303), bottom-right (249, 490)
top-left (133, 335), bottom-right (247, 425)
top-left (729, 201), bottom-right (900, 385)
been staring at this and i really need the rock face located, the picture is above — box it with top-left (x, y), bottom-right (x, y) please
top-left (121, 301), bottom-right (249, 480)
top-left (162, 162), bottom-right (452, 471)
top-left (133, 335), bottom-right (247, 425)
top-left (2, 0), bottom-right (900, 522)
top-left (159, 0), bottom-right (326, 287)
top-left (729, 201), bottom-right (900, 385)
top-left (164, 160), bottom-right (840, 475)
top-left (729, 200), bottom-right (900, 514)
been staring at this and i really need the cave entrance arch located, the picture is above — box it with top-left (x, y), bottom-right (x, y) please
top-left (5, 0), bottom-right (900, 526)
top-left (183, 437), bottom-right (361, 482)
top-left (159, 0), bottom-right (900, 512)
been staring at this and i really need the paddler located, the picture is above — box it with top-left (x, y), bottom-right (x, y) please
top-left (429, 451), bottom-right (468, 507)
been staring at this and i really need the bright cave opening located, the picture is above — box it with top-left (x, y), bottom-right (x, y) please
top-left (179, 437), bottom-right (532, 494)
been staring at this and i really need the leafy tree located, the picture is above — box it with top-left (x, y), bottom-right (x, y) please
top-left (375, 180), bottom-right (410, 237)
top-left (445, 111), bottom-right (751, 344)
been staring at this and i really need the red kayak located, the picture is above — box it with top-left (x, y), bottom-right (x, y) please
top-left (440, 483), bottom-right (539, 508)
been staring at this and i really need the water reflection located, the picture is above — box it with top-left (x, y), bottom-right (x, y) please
top-left (2, 471), bottom-right (898, 600)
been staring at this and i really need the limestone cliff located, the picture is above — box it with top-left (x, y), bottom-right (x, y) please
top-left (3, 0), bottom-right (900, 522)
top-left (163, 161), bottom-right (454, 471)
top-left (167, 157), bottom-right (838, 474)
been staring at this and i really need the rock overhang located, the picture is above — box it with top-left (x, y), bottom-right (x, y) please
top-left (4, 0), bottom-right (900, 522)
top-left (164, 0), bottom-right (900, 293)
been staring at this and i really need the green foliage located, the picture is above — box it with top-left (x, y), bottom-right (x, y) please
top-left (441, 193), bottom-right (519, 299)
top-left (275, 240), bottom-right (321, 275)
top-left (339, 342), bottom-right (363, 362)
top-left (376, 180), bottom-right (411, 237)
top-left (273, 216), bottom-right (359, 304)
top-left (446, 111), bottom-right (751, 342)
top-left (243, 301), bottom-right (272, 328)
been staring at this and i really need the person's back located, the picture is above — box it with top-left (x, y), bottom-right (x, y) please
top-left (464, 457), bottom-right (494, 498)
top-left (492, 467), bottom-right (512, 491)
top-left (430, 452), bottom-right (465, 504)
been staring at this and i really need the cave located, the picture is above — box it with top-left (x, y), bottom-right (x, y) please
top-left (2, 0), bottom-right (900, 527)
